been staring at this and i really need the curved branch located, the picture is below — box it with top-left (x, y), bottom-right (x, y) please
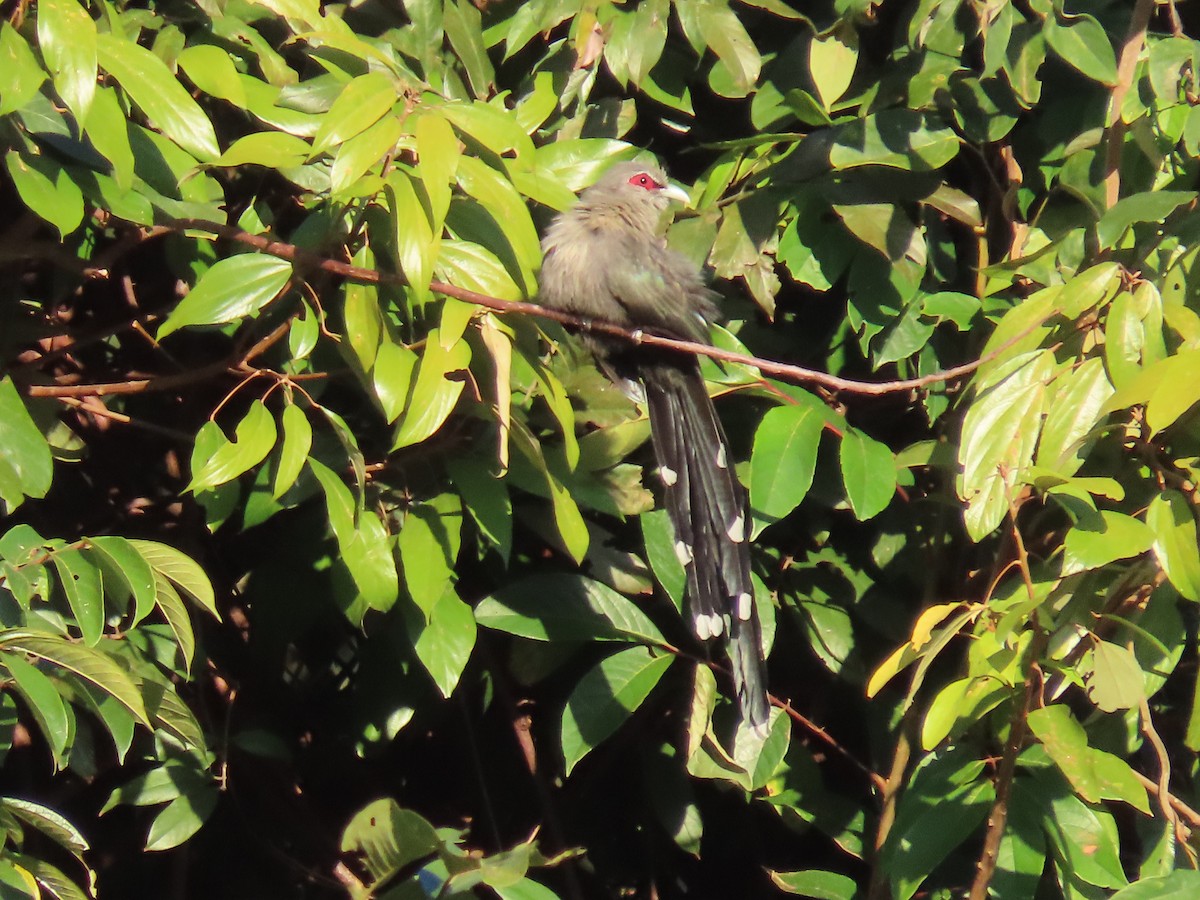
top-left (167, 218), bottom-right (1041, 397)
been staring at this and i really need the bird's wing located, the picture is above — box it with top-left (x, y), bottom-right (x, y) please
top-left (600, 236), bottom-right (717, 344)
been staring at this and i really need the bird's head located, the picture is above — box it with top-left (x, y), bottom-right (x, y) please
top-left (577, 160), bottom-right (691, 232)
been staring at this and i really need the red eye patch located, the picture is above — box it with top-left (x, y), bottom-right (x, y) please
top-left (627, 172), bottom-right (662, 190)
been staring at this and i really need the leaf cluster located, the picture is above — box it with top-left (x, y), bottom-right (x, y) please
top-left (5, 0), bottom-right (1200, 898)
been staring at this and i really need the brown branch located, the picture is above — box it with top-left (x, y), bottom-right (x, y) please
top-left (166, 218), bottom-right (1043, 398)
top-left (58, 395), bottom-right (195, 441)
top-left (776, 697), bottom-right (887, 794)
top-left (21, 315), bottom-right (293, 400)
top-left (23, 358), bottom-right (235, 398)
top-left (1104, 0), bottom-right (1155, 208)
top-left (1134, 770), bottom-right (1200, 831)
top-left (968, 653), bottom-right (1040, 900)
top-left (868, 713), bottom-right (916, 900)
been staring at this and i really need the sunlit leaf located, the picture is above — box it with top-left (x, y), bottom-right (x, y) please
top-left (159, 255), bottom-right (293, 338)
top-left (96, 33), bottom-right (220, 161)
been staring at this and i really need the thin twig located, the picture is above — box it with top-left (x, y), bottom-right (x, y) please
top-left (58, 396), bottom-right (195, 441)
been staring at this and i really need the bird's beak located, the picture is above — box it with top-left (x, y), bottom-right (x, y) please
top-left (662, 183), bottom-right (692, 207)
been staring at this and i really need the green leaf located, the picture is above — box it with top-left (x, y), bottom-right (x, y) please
top-left (144, 784), bottom-right (218, 851)
top-left (373, 338), bottom-right (419, 425)
top-left (641, 509), bottom-right (685, 611)
top-left (1097, 191), bottom-right (1196, 249)
top-left (882, 747), bottom-right (994, 900)
top-left (455, 156), bottom-right (541, 287)
top-left (415, 112), bottom-right (459, 229)
top-left (749, 403), bottom-right (823, 536)
top-left (808, 30), bottom-right (857, 110)
top-left (697, 0), bottom-right (761, 96)
top-left (340, 799), bottom-right (438, 884)
top-left (4, 150), bottom-right (84, 239)
top-left (443, 0), bottom-right (494, 98)
top-left (331, 115), bottom-right (405, 196)
top-left (831, 110), bottom-right (959, 171)
top-left (187, 400), bottom-right (279, 493)
top-left (0, 377), bottom-right (53, 513)
top-left (492, 879), bottom-right (563, 900)
top-left (441, 100), bottom-right (536, 158)
top-left (50, 549), bottom-right (103, 646)
top-left (128, 540), bottom-right (218, 619)
top-left (1035, 358), bottom-right (1112, 476)
top-left (643, 745), bottom-right (703, 856)
top-left (921, 676), bottom-right (1011, 750)
top-left (0, 694), bottom-right (15, 767)
top-left (0, 861), bottom-right (38, 899)
top-left (0, 24), bottom-right (47, 117)
top-left (343, 251), bottom-right (383, 371)
top-left (1028, 705), bottom-right (1148, 812)
top-left (1033, 767), bottom-right (1129, 889)
top-left (1104, 349), bottom-right (1200, 435)
top-left (82, 689), bottom-right (136, 764)
top-left (1086, 641), bottom-right (1146, 714)
top-left (769, 869), bottom-right (857, 898)
top-left (101, 762), bottom-right (206, 811)
top-left (340, 509), bottom-right (400, 619)
top-left (159, 254), bottom-right (293, 338)
top-left (397, 498), bottom-right (461, 616)
top-left (606, 0), bottom-right (668, 87)
top-left (96, 33), bottom-right (220, 161)
top-left (177, 43), bottom-right (246, 107)
top-left (0, 796), bottom-right (88, 856)
top-left (151, 573), bottom-right (195, 674)
top-left (412, 590), bottom-right (477, 698)
top-left (476, 573), bottom-right (664, 644)
top-left (1146, 491), bottom-right (1200, 602)
top-left (37, 0), bottom-right (97, 127)
top-left (839, 428), bottom-right (896, 521)
top-left (311, 71), bottom-right (399, 156)
top-left (1045, 14), bottom-right (1118, 86)
top-left (86, 85), bottom-right (136, 188)
top-left (1111, 872), bottom-right (1200, 899)
top-left (435, 239), bottom-right (523, 301)
top-left (1062, 510), bottom-right (1155, 577)
top-left (392, 330), bottom-right (471, 449)
top-left (447, 455), bottom-right (512, 560)
top-left (145, 681), bottom-right (205, 751)
top-left (561, 646), bottom-right (674, 775)
top-left (2, 653), bottom-right (70, 764)
top-left (273, 403), bottom-right (312, 499)
top-left (286, 301), bottom-right (317, 358)
top-left (385, 170), bottom-right (436, 300)
top-left (213, 132), bottom-right (311, 169)
top-left (0, 631), bottom-right (150, 726)
top-left (959, 351), bottom-right (1053, 539)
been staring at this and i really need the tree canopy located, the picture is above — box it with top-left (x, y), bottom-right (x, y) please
top-left (5, 0), bottom-right (1200, 897)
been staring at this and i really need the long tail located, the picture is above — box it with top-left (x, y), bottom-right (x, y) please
top-left (641, 361), bottom-right (770, 733)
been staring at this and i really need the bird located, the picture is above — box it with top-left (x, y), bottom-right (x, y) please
top-left (538, 159), bottom-right (771, 734)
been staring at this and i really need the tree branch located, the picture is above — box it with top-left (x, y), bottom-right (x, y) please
top-left (167, 218), bottom-right (1042, 398)
top-left (1104, 0), bottom-right (1155, 208)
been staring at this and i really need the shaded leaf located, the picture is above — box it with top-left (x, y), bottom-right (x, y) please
top-left (476, 573), bottom-right (664, 644)
top-left (561, 646), bottom-right (673, 775)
